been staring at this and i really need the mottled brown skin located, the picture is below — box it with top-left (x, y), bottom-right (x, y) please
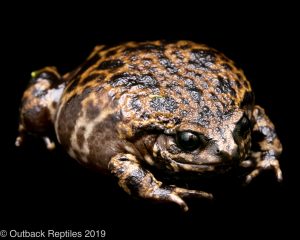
top-left (16, 41), bottom-right (282, 211)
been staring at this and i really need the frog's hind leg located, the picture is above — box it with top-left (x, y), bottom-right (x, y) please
top-left (244, 105), bottom-right (283, 183)
top-left (15, 67), bottom-right (64, 150)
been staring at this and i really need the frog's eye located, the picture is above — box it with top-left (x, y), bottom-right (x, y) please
top-left (176, 131), bottom-right (205, 151)
top-left (235, 114), bottom-right (251, 138)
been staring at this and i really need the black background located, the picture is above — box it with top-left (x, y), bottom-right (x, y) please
top-left (1, 3), bottom-right (298, 239)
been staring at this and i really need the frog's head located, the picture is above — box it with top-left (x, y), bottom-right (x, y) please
top-left (18, 67), bottom-right (64, 135)
top-left (151, 109), bottom-right (252, 174)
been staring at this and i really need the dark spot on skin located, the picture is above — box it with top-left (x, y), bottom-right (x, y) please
top-left (190, 91), bottom-right (202, 102)
top-left (223, 109), bottom-right (234, 120)
top-left (106, 49), bottom-right (117, 57)
top-left (130, 96), bottom-right (142, 111)
top-left (172, 50), bottom-right (184, 60)
top-left (86, 100), bottom-right (100, 120)
top-left (181, 98), bottom-right (189, 105)
top-left (217, 76), bottom-right (236, 97)
top-left (140, 112), bottom-right (150, 120)
top-left (76, 126), bottom-right (86, 148)
top-left (236, 73), bottom-right (243, 81)
top-left (200, 106), bottom-right (212, 118)
top-left (98, 60), bottom-right (124, 70)
top-left (142, 58), bottom-right (153, 66)
top-left (180, 44), bottom-right (190, 50)
top-left (184, 79), bottom-right (196, 90)
top-left (126, 44), bottom-right (164, 52)
top-left (65, 76), bottom-right (81, 93)
top-left (80, 73), bottom-right (105, 86)
top-left (140, 75), bottom-right (158, 88)
top-left (52, 101), bottom-right (57, 108)
top-left (195, 106), bottom-right (213, 127)
top-left (109, 73), bottom-right (138, 88)
top-left (189, 49), bottom-right (216, 69)
top-left (207, 92), bottom-right (219, 102)
top-left (222, 63), bottom-right (233, 71)
top-left (159, 56), bottom-right (178, 74)
top-left (195, 73), bottom-right (202, 78)
top-left (166, 81), bottom-right (181, 94)
top-left (150, 96), bottom-right (178, 112)
top-left (76, 53), bottom-right (101, 76)
top-left (184, 79), bottom-right (202, 103)
top-left (240, 91), bottom-right (254, 108)
top-left (109, 73), bottom-right (159, 90)
top-left (180, 110), bottom-right (188, 117)
top-left (236, 80), bottom-right (242, 89)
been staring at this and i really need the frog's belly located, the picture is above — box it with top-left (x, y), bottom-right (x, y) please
top-left (55, 95), bottom-right (122, 171)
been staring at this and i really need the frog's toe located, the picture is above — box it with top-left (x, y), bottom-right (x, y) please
top-left (43, 137), bottom-right (56, 150)
top-left (173, 186), bottom-right (213, 200)
top-left (15, 135), bottom-right (24, 147)
top-left (245, 159), bottom-right (282, 184)
top-left (167, 193), bottom-right (189, 212)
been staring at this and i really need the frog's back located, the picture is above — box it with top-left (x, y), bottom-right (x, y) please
top-left (55, 40), bottom-right (253, 169)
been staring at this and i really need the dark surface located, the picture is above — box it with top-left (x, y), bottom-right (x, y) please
top-left (1, 3), bottom-right (298, 239)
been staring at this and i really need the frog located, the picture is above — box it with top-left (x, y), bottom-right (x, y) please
top-left (16, 40), bottom-right (283, 211)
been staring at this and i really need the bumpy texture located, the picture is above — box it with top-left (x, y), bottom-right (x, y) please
top-left (16, 41), bottom-right (283, 211)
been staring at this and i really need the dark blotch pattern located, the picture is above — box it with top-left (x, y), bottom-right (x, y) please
top-left (106, 49), bottom-right (117, 57)
top-left (98, 60), bottom-right (124, 70)
top-left (65, 76), bottom-right (81, 93)
top-left (126, 43), bottom-right (164, 52)
top-left (184, 79), bottom-right (202, 103)
top-left (216, 76), bottom-right (236, 97)
top-left (81, 73), bottom-right (105, 86)
top-left (57, 88), bottom-right (92, 149)
top-left (159, 56), bottom-right (178, 74)
top-left (130, 96), bottom-right (142, 111)
top-left (76, 53), bottom-right (101, 77)
top-left (86, 100), bottom-right (100, 120)
top-left (196, 106), bottom-right (213, 127)
top-left (189, 49), bottom-right (216, 69)
top-left (222, 63), bottom-right (233, 71)
top-left (76, 126), bottom-right (86, 148)
top-left (240, 91), bottom-right (254, 108)
top-left (150, 96), bottom-right (178, 112)
top-left (109, 73), bottom-right (159, 91)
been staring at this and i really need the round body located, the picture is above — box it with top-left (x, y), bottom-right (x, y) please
top-left (17, 40), bottom-right (282, 211)
top-left (55, 41), bottom-right (253, 173)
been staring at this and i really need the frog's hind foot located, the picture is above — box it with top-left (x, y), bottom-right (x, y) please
top-left (43, 136), bottom-right (56, 150)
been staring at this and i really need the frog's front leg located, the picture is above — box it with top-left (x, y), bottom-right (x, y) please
top-left (244, 105), bottom-right (283, 183)
top-left (109, 153), bottom-right (213, 211)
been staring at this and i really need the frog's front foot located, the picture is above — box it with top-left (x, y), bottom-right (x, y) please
top-left (152, 185), bottom-right (213, 211)
top-left (245, 158), bottom-right (282, 184)
top-left (109, 153), bottom-right (213, 211)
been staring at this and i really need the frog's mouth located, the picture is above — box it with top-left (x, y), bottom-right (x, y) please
top-left (168, 155), bottom-right (236, 173)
